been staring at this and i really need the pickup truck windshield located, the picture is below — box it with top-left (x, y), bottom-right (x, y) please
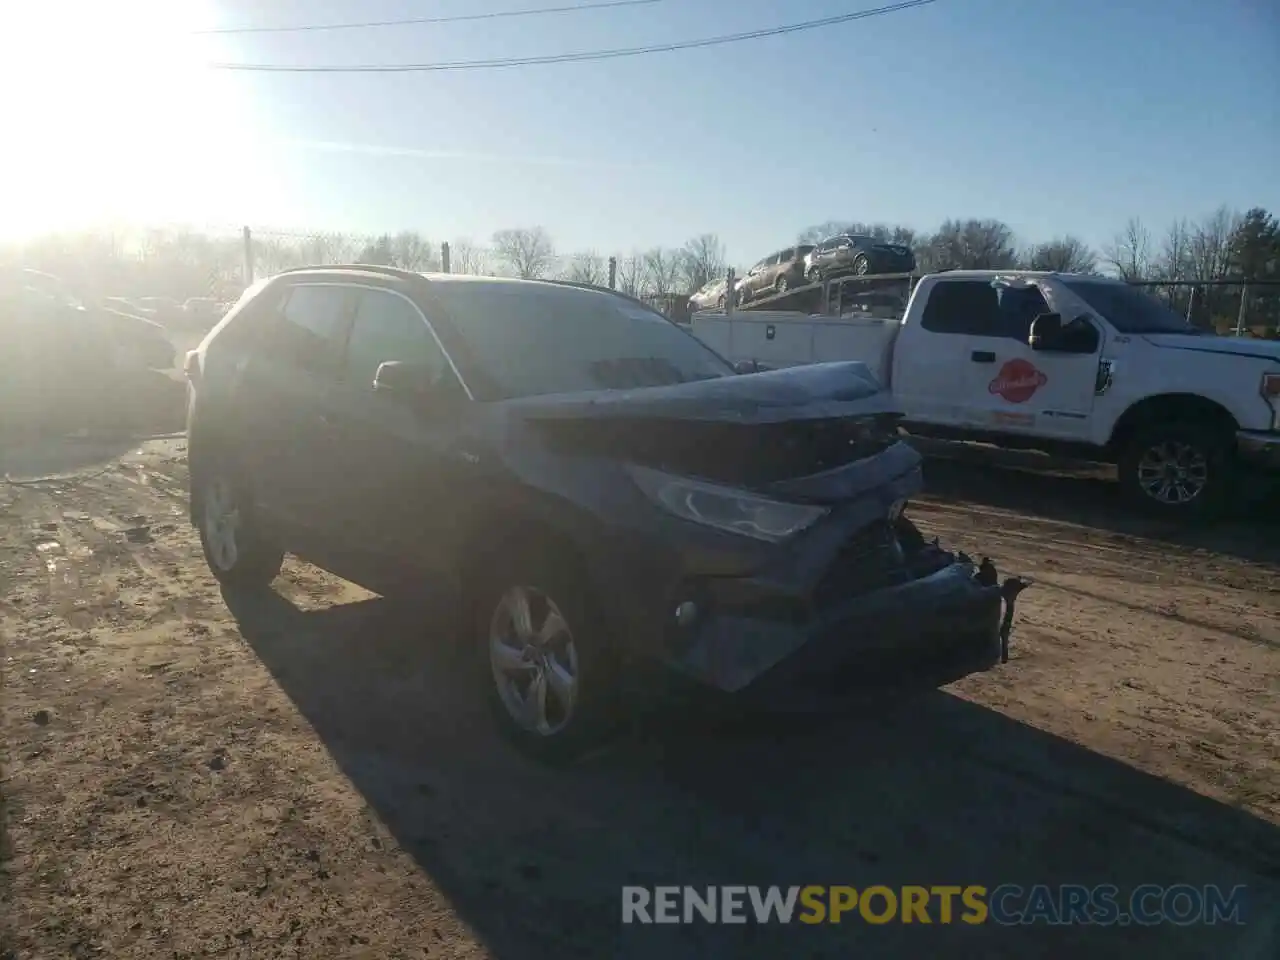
top-left (432, 281), bottom-right (734, 400)
top-left (1062, 280), bottom-right (1197, 334)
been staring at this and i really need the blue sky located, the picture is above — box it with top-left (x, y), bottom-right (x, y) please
top-left (6, 0), bottom-right (1278, 267)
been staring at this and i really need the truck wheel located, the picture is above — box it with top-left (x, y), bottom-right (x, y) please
top-left (474, 545), bottom-right (620, 764)
top-left (194, 463), bottom-right (285, 587)
top-left (1118, 422), bottom-right (1231, 519)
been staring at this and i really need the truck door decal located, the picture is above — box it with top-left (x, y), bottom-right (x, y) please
top-left (988, 358), bottom-right (1048, 404)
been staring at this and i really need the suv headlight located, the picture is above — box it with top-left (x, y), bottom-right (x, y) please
top-left (1262, 372), bottom-right (1280, 430)
top-left (628, 465), bottom-right (829, 543)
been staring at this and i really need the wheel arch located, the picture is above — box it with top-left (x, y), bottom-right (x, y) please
top-left (457, 508), bottom-right (593, 613)
top-left (1106, 393), bottom-right (1240, 455)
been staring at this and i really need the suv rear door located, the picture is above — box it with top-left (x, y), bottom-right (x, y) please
top-left (235, 281), bottom-right (355, 533)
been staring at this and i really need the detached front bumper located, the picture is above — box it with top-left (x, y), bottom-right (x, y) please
top-left (1237, 429), bottom-right (1280, 473)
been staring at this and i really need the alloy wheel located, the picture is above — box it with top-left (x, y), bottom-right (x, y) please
top-left (488, 585), bottom-right (580, 736)
top-left (1135, 441), bottom-right (1210, 505)
top-left (202, 477), bottom-right (240, 571)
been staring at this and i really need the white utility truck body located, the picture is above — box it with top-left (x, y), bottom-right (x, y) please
top-left (690, 271), bottom-right (1280, 515)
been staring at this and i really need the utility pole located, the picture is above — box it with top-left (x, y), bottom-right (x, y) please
top-left (1234, 284), bottom-right (1249, 337)
top-left (242, 227), bottom-right (253, 286)
top-left (608, 256), bottom-right (617, 289)
top-left (725, 267), bottom-right (736, 316)
top-left (441, 242), bottom-right (451, 274)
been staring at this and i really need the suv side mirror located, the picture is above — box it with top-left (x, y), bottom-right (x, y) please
top-left (733, 359), bottom-right (773, 375)
top-left (373, 360), bottom-right (438, 398)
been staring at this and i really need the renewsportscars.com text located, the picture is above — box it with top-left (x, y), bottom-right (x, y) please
top-left (621, 884), bottom-right (1250, 926)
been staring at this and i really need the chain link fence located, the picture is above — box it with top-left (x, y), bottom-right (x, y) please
top-left (1131, 280), bottom-right (1280, 338)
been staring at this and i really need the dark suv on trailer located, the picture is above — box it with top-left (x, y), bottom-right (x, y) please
top-left (185, 266), bottom-right (1025, 761)
top-left (738, 245), bottom-right (816, 304)
top-left (804, 235), bottom-right (916, 282)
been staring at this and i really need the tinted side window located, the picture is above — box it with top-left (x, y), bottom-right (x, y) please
top-left (920, 281), bottom-right (1000, 335)
top-left (267, 284), bottom-right (352, 375)
top-left (778, 248), bottom-right (795, 263)
top-left (344, 289), bottom-right (448, 389)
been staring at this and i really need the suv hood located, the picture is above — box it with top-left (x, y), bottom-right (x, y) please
top-left (504, 361), bottom-right (893, 425)
top-left (508, 362), bottom-right (910, 490)
top-left (1143, 333), bottom-right (1280, 362)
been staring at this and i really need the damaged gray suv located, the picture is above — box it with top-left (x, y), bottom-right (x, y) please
top-left (185, 266), bottom-right (1028, 762)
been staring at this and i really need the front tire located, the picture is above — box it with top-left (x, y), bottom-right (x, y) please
top-left (194, 464), bottom-right (284, 587)
top-left (474, 545), bottom-right (619, 763)
top-left (852, 253), bottom-right (871, 276)
top-left (806, 265), bottom-right (822, 284)
top-left (775, 276), bottom-right (789, 294)
top-left (1118, 422), bottom-right (1231, 519)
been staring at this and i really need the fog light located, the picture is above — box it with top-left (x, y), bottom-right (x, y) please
top-left (674, 601), bottom-right (699, 628)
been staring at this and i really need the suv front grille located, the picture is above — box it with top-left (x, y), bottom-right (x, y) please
top-left (813, 519), bottom-right (955, 608)
top-left (813, 521), bottom-right (911, 607)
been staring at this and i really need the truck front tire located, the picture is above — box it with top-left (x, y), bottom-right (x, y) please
top-left (1118, 422), bottom-right (1232, 519)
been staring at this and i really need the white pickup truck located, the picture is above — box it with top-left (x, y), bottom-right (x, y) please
top-left (690, 271), bottom-right (1280, 517)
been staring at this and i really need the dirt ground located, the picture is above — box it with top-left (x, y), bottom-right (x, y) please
top-left (2, 412), bottom-right (1278, 958)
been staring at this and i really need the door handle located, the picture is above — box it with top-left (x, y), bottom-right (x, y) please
top-left (971, 350), bottom-right (996, 363)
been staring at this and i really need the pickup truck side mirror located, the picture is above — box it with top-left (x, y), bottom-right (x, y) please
top-left (733, 359), bottom-right (774, 375)
top-left (1028, 312), bottom-right (1063, 349)
top-left (1029, 313), bottom-right (1098, 354)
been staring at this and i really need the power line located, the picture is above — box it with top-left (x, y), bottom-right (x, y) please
top-left (194, 0), bottom-right (665, 36)
top-left (208, 0), bottom-right (940, 73)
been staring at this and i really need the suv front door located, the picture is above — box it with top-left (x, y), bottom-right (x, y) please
top-left (317, 285), bottom-right (470, 588)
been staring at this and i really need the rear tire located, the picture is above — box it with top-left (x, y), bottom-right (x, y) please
top-left (806, 265), bottom-right (822, 284)
top-left (1117, 421), bottom-right (1231, 520)
top-left (775, 276), bottom-right (789, 294)
top-left (852, 254), bottom-right (871, 276)
top-left (194, 461), bottom-right (284, 588)
top-left (472, 543), bottom-right (620, 764)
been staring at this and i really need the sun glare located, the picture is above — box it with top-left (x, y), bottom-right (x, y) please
top-left (0, 1), bottom-right (265, 239)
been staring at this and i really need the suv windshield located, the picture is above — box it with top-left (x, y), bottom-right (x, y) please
top-left (1063, 279), bottom-right (1196, 334)
top-left (432, 281), bottom-right (735, 400)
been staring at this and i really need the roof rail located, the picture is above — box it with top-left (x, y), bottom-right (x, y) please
top-left (274, 263), bottom-right (425, 282)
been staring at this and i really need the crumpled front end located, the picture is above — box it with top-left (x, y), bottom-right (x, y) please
top-left (649, 461), bottom-right (1031, 702)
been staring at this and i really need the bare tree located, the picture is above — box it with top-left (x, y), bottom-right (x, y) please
top-left (1158, 219), bottom-right (1192, 282)
top-left (642, 248), bottom-right (681, 297)
top-left (1188, 206), bottom-right (1239, 281)
top-left (565, 252), bottom-right (607, 286)
top-left (918, 219), bottom-right (1017, 271)
top-left (798, 221), bottom-right (917, 247)
top-left (299, 231), bottom-right (360, 266)
top-left (679, 234), bottom-right (726, 293)
top-left (492, 227), bottom-right (555, 279)
top-left (616, 253), bottom-right (644, 297)
top-left (450, 239), bottom-right (489, 276)
top-left (357, 234), bottom-right (395, 265)
top-left (1102, 218), bottom-right (1152, 280)
top-left (390, 231), bottom-right (440, 271)
top-left (1023, 235), bottom-right (1097, 273)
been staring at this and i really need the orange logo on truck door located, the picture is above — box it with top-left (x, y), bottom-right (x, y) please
top-left (988, 359), bottom-right (1047, 404)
